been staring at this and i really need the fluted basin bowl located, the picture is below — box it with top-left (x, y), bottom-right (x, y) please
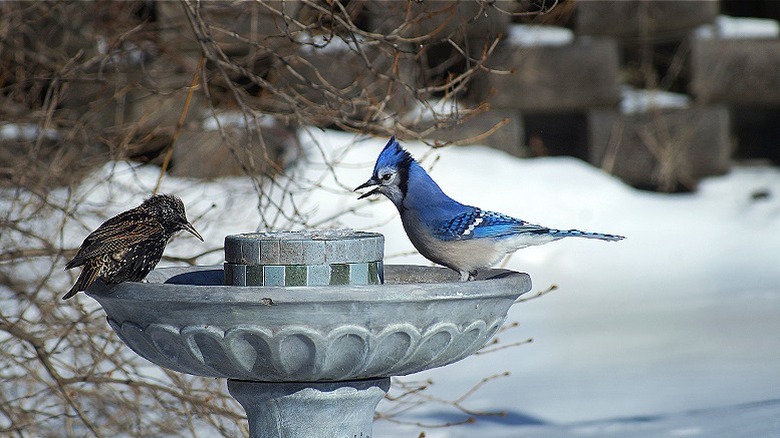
top-left (88, 265), bottom-right (531, 382)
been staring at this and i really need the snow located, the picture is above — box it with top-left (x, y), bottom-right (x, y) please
top-left (620, 86), bottom-right (691, 114)
top-left (507, 24), bottom-right (574, 47)
top-left (201, 111), bottom-right (278, 131)
top-left (402, 98), bottom-right (465, 124)
top-left (694, 15), bottom-right (780, 40)
top-left (296, 32), bottom-right (365, 54)
top-left (0, 123), bottom-right (60, 141)
top-left (35, 129), bottom-right (780, 436)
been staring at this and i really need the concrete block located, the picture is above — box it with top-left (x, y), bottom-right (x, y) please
top-left (420, 109), bottom-right (525, 157)
top-left (576, 0), bottom-right (719, 40)
top-left (156, 1), bottom-right (302, 55)
top-left (170, 115), bottom-right (298, 178)
top-left (366, 1), bottom-right (514, 57)
top-left (266, 41), bottom-right (418, 124)
top-left (481, 37), bottom-right (620, 111)
top-left (691, 38), bottom-right (780, 105)
top-left (588, 105), bottom-right (732, 191)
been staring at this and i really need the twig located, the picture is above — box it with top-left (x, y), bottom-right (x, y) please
top-left (514, 283), bottom-right (558, 304)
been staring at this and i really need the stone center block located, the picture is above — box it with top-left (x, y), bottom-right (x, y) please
top-left (224, 230), bottom-right (384, 287)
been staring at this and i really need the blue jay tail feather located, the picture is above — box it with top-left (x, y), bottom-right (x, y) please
top-left (548, 229), bottom-right (625, 242)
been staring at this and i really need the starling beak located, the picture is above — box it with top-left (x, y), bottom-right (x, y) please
top-left (181, 221), bottom-right (204, 241)
top-left (63, 194), bottom-right (203, 300)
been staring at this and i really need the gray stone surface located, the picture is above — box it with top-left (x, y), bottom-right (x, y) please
top-left (229, 378), bottom-right (390, 438)
top-left (87, 264), bottom-right (531, 382)
top-left (89, 264), bottom-right (530, 438)
top-left (691, 38), bottom-right (780, 105)
top-left (481, 38), bottom-right (620, 111)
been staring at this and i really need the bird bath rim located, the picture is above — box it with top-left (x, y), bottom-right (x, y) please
top-left (88, 264), bottom-right (528, 303)
top-left (87, 264), bottom-right (531, 382)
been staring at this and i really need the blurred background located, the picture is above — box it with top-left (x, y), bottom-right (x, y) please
top-left (3, 0), bottom-right (780, 194)
top-left (1, 1), bottom-right (779, 436)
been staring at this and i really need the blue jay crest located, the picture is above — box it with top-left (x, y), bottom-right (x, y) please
top-left (356, 136), bottom-right (421, 204)
top-left (375, 136), bottom-right (413, 172)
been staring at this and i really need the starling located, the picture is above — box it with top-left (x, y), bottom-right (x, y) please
top-left (63, 194), bottom-right (203, 300)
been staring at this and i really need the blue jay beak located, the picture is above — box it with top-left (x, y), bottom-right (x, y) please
top-left (355, 177), bottom-right (380, 199)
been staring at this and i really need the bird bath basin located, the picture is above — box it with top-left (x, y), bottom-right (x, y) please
top-left (87, 232), bottom-right (531, 437)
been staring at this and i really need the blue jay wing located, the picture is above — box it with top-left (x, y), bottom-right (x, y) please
top-left (470, 210), bottom-right (551, 239)
top-left (432, 209), bottom-right (548, 240)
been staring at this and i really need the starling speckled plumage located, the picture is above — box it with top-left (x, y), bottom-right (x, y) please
top-left (63, 194), bottom-right (203, 300)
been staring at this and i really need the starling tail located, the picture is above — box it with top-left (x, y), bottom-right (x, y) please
top-left (62, 262), bottom-right (100, 300)
top-left (63, 194), bottom-right (203, 300)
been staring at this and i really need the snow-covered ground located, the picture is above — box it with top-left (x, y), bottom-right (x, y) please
top-left (56, 129), bottom-right (780, 437)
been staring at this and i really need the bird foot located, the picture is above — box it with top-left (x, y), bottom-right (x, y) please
top-left (458, 270), bottom-right (478, 281)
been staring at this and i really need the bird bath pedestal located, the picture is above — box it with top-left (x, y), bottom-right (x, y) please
top-left (87, 231), bottom-right (531, 437)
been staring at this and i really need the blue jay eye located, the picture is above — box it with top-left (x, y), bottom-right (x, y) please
top-left (381, 173), bottom-right (392, 181)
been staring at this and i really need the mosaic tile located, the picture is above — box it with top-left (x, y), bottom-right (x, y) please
top-left (260, 239), bottom-right (280, 264)
top-left (227, 263), bottom-right (247, 286)
top-left (302, 240), bottom-right (326, 264)
top-left (224, 262), bottom-right (233, 284)
top-left (224, 231), bottom-right (385, 286)
top-left (240, 239), bottom-right (260, 264)
top-left (330, 264), bottom-right (350, 285)
top-left (368, 262), bottom-right (379, 285)
top-left (246, 265), bottom-right (264, 286)
top-left (344, 239), bottom-right (364, 263)
top-left (263, 265), bottom-right (285, 286)
top-left (349, 262), bottom-right (368, 285)
top-left (285, 265), bottom-right (307, 286)
top-left (223, 237), bottom-right (243, 264)
top-left (279, 240), bottom-right (304, 265)
top-left (324, 240), bottom-right (347, 264)
top-left (307, 264), bottom-right (331, 285)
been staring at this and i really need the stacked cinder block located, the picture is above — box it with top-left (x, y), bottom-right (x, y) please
top-left (462, 1), bottom-right (780, 191)
top-left (577, 0), bottom-right (730, 191)
top-left (155, 0), bottom-right (780, 190)
top-left (466, 0), bottom-right (734, 191)
top-left (479, 33), bottom-right (620, 158)
top-left (690, 15), bottom-right (780, 165)
top-left (364, 0), bottom-right (521, 150)
top-left (150, 1), bottom-right (302, 178)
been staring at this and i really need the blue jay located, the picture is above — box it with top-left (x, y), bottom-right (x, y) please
top-left (355, 137), bottom-right (625, 281)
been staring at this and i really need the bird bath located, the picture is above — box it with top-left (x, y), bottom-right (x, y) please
top-left (87, 231), bottom-right (531, 437)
